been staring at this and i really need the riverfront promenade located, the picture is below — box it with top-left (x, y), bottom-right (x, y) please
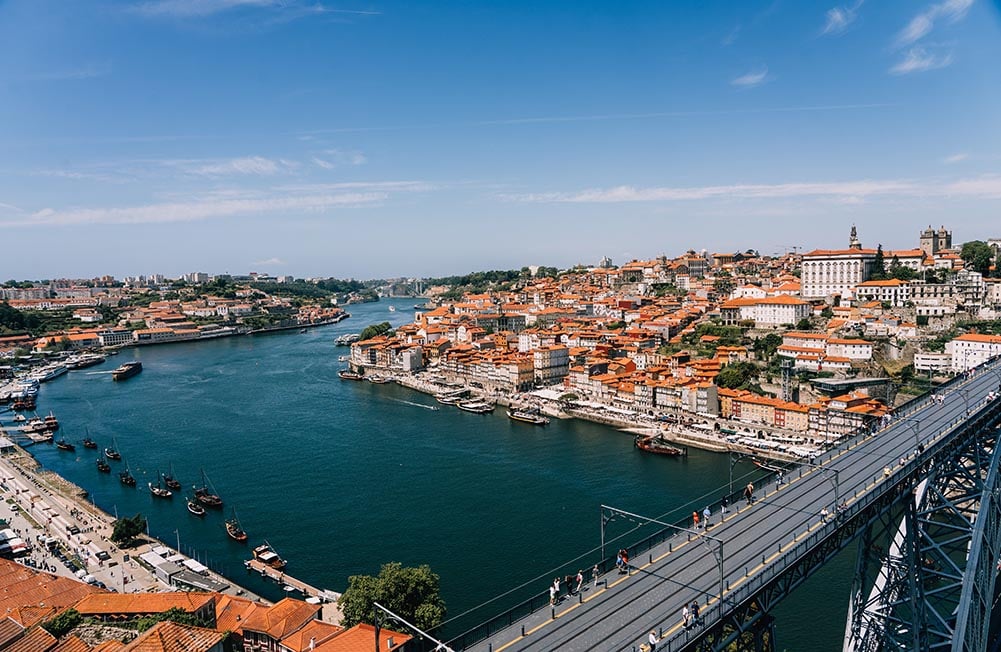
top-left (462, 365), bottom-right (1001, 651)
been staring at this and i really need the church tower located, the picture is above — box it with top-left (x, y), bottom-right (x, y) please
top-left (849, 224), bottom-right (861, 250)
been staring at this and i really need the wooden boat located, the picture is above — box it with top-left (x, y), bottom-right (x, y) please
top-left (634, 434), bottom-right (685, 456)
top-left (507, 408), bottom-right (550, 425)
top-left (457, 400), bottom-right (495, 414)
top-left (225, 509), bottom-right (248, 542)
top-left (119, 467), bottom-right (136, 487)
top-left (193, 469), bottom-right (223, 508)
top-left (56, 439), bottom-right (75, 452)
top-left (252, 540), bottom-right (287, 570)
top-left (186, 498), bottom-right (206, 517)
top-left (96, 458), bottom-right (111, 473)
top-left (148, 480), bottom-right (173, 499)
top-left (44, 413), bottom-right (59, 431)
top-left (104, 447), bottom-right (121, 461)
top-left (338, 369), bottom-right (364, 381)
top-left (82, 437), bottom-right (98, 449)
top-left (162, 464), bottom-right (182, 491)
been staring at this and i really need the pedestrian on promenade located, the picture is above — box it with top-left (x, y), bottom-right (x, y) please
top-left (621, 549), bottom-right (630, 574)
top-left (549, 584), bottom-right (557, 606)
top-left (703, 505), bottom-right (711, 528)
top-left (777, 470), bottom-right (784, 486)
top-left (564, 574), bottom-right (575, 596)
top-left (648, 630), bottom-right (658, 651)
top-left (744, 482), bottom-right (754, 505)
top-left (820, 506), bottom-right (830, 522)
top-left (690, 599), bottom-right (701, 626)
top-left (575, 569), bottom-right (584, 594)
top-left (616, 551), bottom-right (624, 573)
top-left (593, 563), bottom-right (600, 588)
top-left (552, 577), bottom-right (561, 603)
top-left (692, 511), bottom-right (700, 530)
top-left (721, 495), bottom-right (728, 514)
top-left (682, 604), bottom-right (690, 627)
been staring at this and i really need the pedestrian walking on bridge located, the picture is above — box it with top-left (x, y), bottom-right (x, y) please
top-left (648, 630), bottom-right (658, 651)
top-left (692, 511), bottom-right (699, 530)
top-left (703, 505), bottom-right (711, 528)
top-left (744, 482), bottom-right (754, 505)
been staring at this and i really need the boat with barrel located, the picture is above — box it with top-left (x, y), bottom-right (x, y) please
top-left (148, 477), bottom-right (173, 499)
top-left (104, 447), bottom-right (121, 461)
top-left (507, 407), bottom-right (550, 426)
top-left (82, 436), bottom-right (97, 449)
top-left (162, 464), bottom-right (182, 491)
top-left (193, 470), bottom-right (223, 509)
top-left (634, 434), bottom-right (685, 456)
top-left (186, 497), bottom-right (206, 517)
top-left (96, 458), bottom-right (111, 473)
top-left (251, 540), bottom-right (287, 570)
top-left (119, 462), bottom-right (136, 487)
top-left (112, 361), bottom-right (143, 381)
top-left (338, 369), bottom-right (364, 381)
top-left (225, 508), bottom-right (248, 542)
top-left (56, 439), bottom-right (76, 452)
top-left (457, 399), bottom-right (496, 414)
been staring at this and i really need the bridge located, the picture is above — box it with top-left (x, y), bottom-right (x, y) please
top-left (437, 358), bottom-right (1001, 651)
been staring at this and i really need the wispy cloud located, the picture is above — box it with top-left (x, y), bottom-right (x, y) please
top-left (896, 0), bottom-right (973, 47)
top-left (506, 175), bottom-right (1001, 203)
top-left (253, 257), bottom-right (285, 266)
top-left (311, 149), bottom-right (367, 169)
top-left (132, 0), bottom-right (380, 19)
top-left (25, 62), bottom-right (112, 82)
top-left (943, 153), bottom-right (968, 164)
top-left (174, 156), bottom-right (298, 177)
top-left (730, 66), bottom-right (769, 88)
top-left (721, 25), bottom-right (740, 46)
top-left (821, 0), bottom-right (864, 35)
top-left (889, 47), bottom-right (954, 75)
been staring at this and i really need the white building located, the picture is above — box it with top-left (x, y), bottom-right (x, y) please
top-left (914, 352), bottom-right (953, 374)
top-left (800, 226), bottom-right (878, 300)
top-left (945, 333), bottom-right (1001, 372)
top-left (855, 279), bottom-right (912, 307)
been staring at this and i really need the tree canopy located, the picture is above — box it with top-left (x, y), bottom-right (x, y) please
top-left (110, 513), bottom-right (147, 547)
top-left (961, 240), bottom-right (994, 276)
top-left (0, 302), bottom-right (42, 334)
top-left (715, 361), bottom-right (760, 390)
top-left (338, 562), bottom-right (446, 632)
top-left (359, 321), bottom-right (393, 341)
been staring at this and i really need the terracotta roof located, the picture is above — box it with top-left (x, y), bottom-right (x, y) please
top-left (213, 594), bottom-right (265, 637)
top-left (240, 598), bottom-right (319, 641)
top-left (4, 626), bottom-right (57, 652)
top-left (0, 617), bottom-right (25, 648)
top-left (73, 593), bottom-right (215, 618)
top-left (92, 642), bottom-right (126, 652)
top-left (279, 619), bottom-right (344, 652)
top-left (955, 333), bottom-right (1001, 344)
top-left (50, 634), bottom-right (91, 652)
top-left (0, 559), bottom-right (105, 628)
top-left (122, 621), bottom-right (224, 652)
top-left (312, 623), bottom-right (411, 652)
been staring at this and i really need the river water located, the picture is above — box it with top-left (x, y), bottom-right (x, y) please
top-left (13, 297), bottom-right (853, 649)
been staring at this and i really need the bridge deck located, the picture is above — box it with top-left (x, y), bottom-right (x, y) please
top-left (463, 364), bottom-right (1001, 651)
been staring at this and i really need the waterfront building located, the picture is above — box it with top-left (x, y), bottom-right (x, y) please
top-left (532, 345), bottom-right (569, 386)
top-left (800, 226), bottom-right (878, 300)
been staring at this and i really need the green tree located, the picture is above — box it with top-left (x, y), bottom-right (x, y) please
top-left (134, 607), bottom-right (206, 632)
top-left (41, 609), bottom-right (82, 637)
top-left (820, 306), bottom-right (834, 319)
top-left (795, 317), bottom-right (812, 330)
top-left (359, 321), bottom-right (393, 341)
top-left (715, 361), bottom-right (760, 389)
top-left (338, 562), bottom-right (446, 631)
top-left (110, 513), bottom-right (147, 547)
top-left (960, 240), bottom-right (993, 276)
top-left (870, 245), bottom-right (886, 280)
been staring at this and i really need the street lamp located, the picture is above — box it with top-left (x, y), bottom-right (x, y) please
top-left (799, 459), bottom-right (841, 508)
top-left (373, 601), bottom-right (453, 652)
top-left (728, 450), bottom-right (755, 498)
top-left (896, 416), bottom-right (923, 452)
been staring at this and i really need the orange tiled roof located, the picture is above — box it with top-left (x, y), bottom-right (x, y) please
top-left (73, 593), bottom-right (215, 617)
top-left (50, 635), bottom-right (90, 652)
top-left (240, 598), bottom-right (319, 641)
top-left (279, 619), bottom-right (344, 652)
top-left (313, 623), bottom-right (411, 652)
top-left (4, 626), bottom-right (57, 652)
top-left (123, 621), bottom-right (224, 652)
top-left (0, 559), bottom-right (105, 628)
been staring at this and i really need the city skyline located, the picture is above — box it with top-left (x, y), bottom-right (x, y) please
top-left (2, 0), bottom-right (1001, 279)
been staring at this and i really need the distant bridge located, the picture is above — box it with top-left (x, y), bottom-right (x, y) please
top-left (438, 358), bottom-right (1001, 651)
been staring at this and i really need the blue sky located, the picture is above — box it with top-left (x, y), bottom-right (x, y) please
top-left (2, 0), bottom-right (1000, 280)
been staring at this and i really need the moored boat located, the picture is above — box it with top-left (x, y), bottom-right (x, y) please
top-left (162, 467), bottom-right (182, 491)
top-left (112, 361), bottom-right (143, 381)
top-left (96, 458), bottom-right (111, 473)
top-left (252, 540), bottom-right (287, 570)
top-left (634, 434), bottom-right (685, 456)
top-left (186, 497), bottom-right (206, 517)
top-left (338, 369), bottom-right (364, 381)
top-left (119, 467), bottom-right (136, 487)
top-left (457, 400), bottom-right (496, 414)
top-left (56, 439), bottom-right (75, 452)
top-left (66, 353), bottom-right (106, 370)
top-left (225, 509), bottom-right (248, 542)
top-left (82, 437), bottom-right (97, 449)
top-left (44, 412), bottom-right (59, 431)
top-left (104, 447), bottom-right (121, 461)
top-left (193, 469), bottom-right (223, 508)
top-left (367, 375), bottom-right (392, 384)
top-left (507, 408), bottom-right (550, 425)
top-left (148, 480), bottom-right (173, 499)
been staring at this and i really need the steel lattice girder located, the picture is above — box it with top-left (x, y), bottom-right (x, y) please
top-left (845, 406), bottom-right (1001, 652)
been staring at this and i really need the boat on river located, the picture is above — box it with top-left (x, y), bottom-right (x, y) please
top-left (162, 464), bottom-right (182, 491)
top-left (148, 479), bottom-right (173, 499)
top-left (507, 408), bottom-right (549, 425)
top-left (338, 369), bottom-right (364, 381)
top-left (193, 470), bottom-right (223, 509)
top-left (457, 400), bottom-right (495, 414)
top-left (96, 458), bottom-right (111, 473)
top-left (634, 434), bottom-right (685, 456)
top-left (186, 498), bottom-right (206, 517)
top-left (66, 353), bottom-right (106, 370)
top-left (252, 540), bottom-right (287, 570)
top-left (119, 464), bottom-right (136, 487)
top-left (56, 439), bottom-right (76, 452)
top-left (82, 437), bottom-right (97, 449)
top-left (104, 447), bottom-right (121, 461)
top-left (112, 361), bottom-right (143, 381)
top-left (225, 508), bottom-right (248, 542)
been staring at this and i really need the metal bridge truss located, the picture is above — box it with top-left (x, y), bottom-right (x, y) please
top-left (845, 404), bottom-right (1001, 652)
top-left (682, 397), bottom-right (1001, 652)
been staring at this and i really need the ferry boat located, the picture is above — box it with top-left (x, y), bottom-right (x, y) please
top-left (225, 509), bottom-right (248, 542)
top-left (436, 390), bottom-right (468, 405)
top-left (104, 447), bottom-right (122, 461)
top-left (12, 413), bottom-right (26, 422)
top-left (30, 365), bottom-right (68, 383)
top-left (507, 408), bottom-right (550, 426)
top-left (338, 369), bottom-right (364, 381)
top-left (66, 353), bottom-right (106, 370)
top-left (112, 362), bottom-right (143, 381)
top-left (23, 418), bottom-right (49, 434)
top-left (457, 400), bottom-right (496, 414)
top-left (56, 439), bottom-right (76, 452)
top-left (194, 470), bottom-right (223, 508)
top-left (44, 413), bottom-right (59, 431)
top-left (335, 333), bottom-right (361, 346)
top-left (148, 480), bottom-right (173, 499)
top-left (82, 437), bottom-right (97, 449)
top-left (367, 375), bottom-right (392, 384)
top-left (252, 541), bottom-right (287, 570)
top-left (96, 458), bottom-right (111, 473)
top-left (634, 434), bottom-right (685, 456)
top-left (187, 498), bottom-right (206, 517)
